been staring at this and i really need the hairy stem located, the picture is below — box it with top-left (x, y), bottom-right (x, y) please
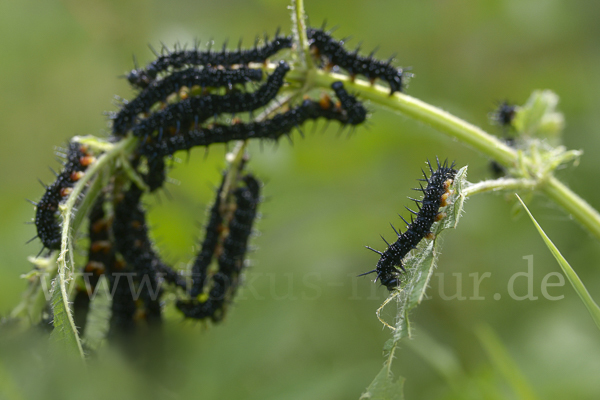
top-left (542, 176), bottom-right (600, 240)
top-left (285, 68), bottom-right (600, 242)
top-left (290, 0), bottom-right (312, 69)
top-left (463, 178), bottom-right (538, 197)
top-left (287, 69), bottom-right (518, 165)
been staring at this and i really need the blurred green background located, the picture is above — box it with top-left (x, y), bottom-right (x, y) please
top-left (1, 0), bottom-right (600, 399)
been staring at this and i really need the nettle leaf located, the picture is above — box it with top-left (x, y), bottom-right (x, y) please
top-left (360, 348), bottom-right (405, 400)
top-left (50, 274), bottom-right (81, 355)
top-left (512, 90), bottom-right (564, 140)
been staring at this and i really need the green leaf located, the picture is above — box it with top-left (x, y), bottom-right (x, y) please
top-left (49, 273), bottom-right (83, 356)
top-left (512, 90), bottom-right (564, 139)
top-left (516, 194), bottom-right (600, 331)
top-left (359, 347), bottom-right (405, 400)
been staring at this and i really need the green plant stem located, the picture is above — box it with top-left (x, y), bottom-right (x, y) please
top-left (220, 140), bottom-right (248, 204)
top-left (288, 69), bottom-right (518, 165)
top-left (290, 0), bottom-right (312, 69)
top-left (462, 178), bottom-right (538, 197)
top-left (285, 68), bottom-right (600, 242)
top-left (542, 176), bottom-right (600, 241)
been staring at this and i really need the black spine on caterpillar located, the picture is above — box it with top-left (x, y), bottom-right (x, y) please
top-left (189, 179), bottom-right (225, 298)
top-left (139, 81), bottom-right (366, 159)
top-left (113, 67), bottom-right (264, 136)
top-left (362, 159), bottom-right (457, 290)
top-left (127, 32), bottom-right (292, 89)
top-left (177, 174), bottom-right (260, 321)
top-left (34, 143), bottom-right (94, 251)
top-left (72, 194), bottom-right (114, 335)
top-left (130, 61), bottom-right (290, 140)
top-left (306, 27), bottom-right (408, 94)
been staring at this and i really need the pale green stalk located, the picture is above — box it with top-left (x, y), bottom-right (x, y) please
top-left (542, 176), bottom-right (600, 242)
top-left (284, 67), bottom-right (600, 242)
top-left (462, 178), bottom-right (538, 197)
top-left (290, 0), bottom-right (312, 69)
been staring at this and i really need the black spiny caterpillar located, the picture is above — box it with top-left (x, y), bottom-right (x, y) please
top-left (307, 26), bottom-right (409, 94)
top-left (126, 31), bottom-right (292, 89)
top-left (362, 159), bottom-right (456, 290)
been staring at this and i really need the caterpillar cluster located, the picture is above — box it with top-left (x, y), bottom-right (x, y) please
top-left (65, 162), bottom-right (261, 339)
top-left (362, 159), bottom-right (456, 290)
top-left (70, 191), bottom-right (165, 338)
top-left (129, 61), bottom-right (290, 141)
top-left (126, 25), bottom-right (409, 95)
top-left (113, 67), bottom-right (264, 136)
top-left (139, 82), bottom-right (366, 160)
top-left (72, 195), bottom-right (114, 335)
top-left (30, 23), bottom-right (416, 343)
top-left (71, 191), bottom-right (162, 338)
